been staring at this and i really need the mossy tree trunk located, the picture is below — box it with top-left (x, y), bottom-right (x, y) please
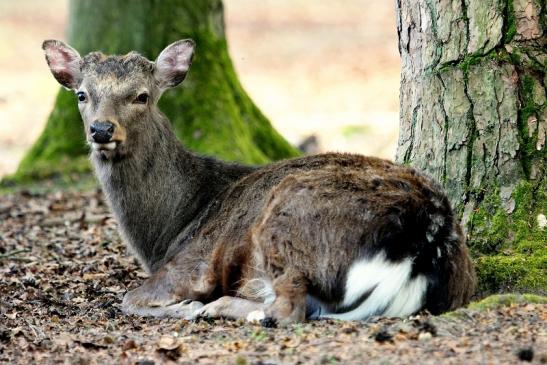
top-left (15, 0), bottom-right (299, 180)
top-left (396, 0), bottom-right (546, 295)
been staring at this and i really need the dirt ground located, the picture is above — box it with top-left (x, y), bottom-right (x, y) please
top-left (1, 188), bottom-right (545, 365)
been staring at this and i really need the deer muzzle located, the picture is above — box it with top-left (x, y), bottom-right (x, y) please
top-left (90, 121), bottom-right (115, 143)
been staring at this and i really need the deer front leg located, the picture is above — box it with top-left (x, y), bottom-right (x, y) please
top-left (122, 260), bottom-right (214, 318)
top-left (263, 269), bottom-right (307, 325)
top-left (196, 271), bottom-right (307, 325)
top-left (123, 299), bottom-right (205, 319)
top-left (196, 296), bottom-right (269, 322)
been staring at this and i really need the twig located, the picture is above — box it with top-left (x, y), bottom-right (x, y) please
top-left (0, 249), bottom-right (30, 259)
top-left (297, 337), bottom-right (345, 349)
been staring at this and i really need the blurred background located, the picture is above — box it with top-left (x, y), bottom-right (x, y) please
top-left (0, 0), bottom-right (400, 178)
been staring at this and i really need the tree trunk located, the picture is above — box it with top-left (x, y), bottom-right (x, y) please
top-left (15, 0), bottom-right (299, 180)
top-left (396, 0), bottom-right (546, 295)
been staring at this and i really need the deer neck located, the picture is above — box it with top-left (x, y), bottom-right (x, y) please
top-left (90, 112), bottom-right (253, 272)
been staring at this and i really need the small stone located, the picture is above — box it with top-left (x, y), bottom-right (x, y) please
top-left (22, 275), bottom-right (38, 287)
top-left (122, 339), bottom-right (137, 351)
top-left (373, 328), bottom-right (392, 342)
top-left (0, 329), bottom-right (10, 343)
top-left (516, 347), bottom-right (534, 362)
top-left (136, 360), bottom-right (154, 365)
top-left (418, 332), bottom-right (432, 341)
top-left (157, 335), bottom-right (180, 350)
top-left (419, 320), bottom-right (437, 336)
top-left (341, 325), bottom-right (358, 334)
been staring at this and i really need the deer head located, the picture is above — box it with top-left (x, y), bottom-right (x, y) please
top-left (42, 39), bottom-right (195, 160)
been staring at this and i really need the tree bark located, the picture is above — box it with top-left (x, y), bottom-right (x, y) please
top-left (396, 0), bottom-right (546, 295)
top-left (15, 0), bottom-right (299, 180)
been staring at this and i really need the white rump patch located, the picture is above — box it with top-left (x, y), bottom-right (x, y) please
top-left (320, 253), bottom-right (427, 320)
top-left (383, 274), bottom-right (427, 317)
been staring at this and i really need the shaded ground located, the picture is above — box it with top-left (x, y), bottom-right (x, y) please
top-left (0, 189), bottom-right (545, 364)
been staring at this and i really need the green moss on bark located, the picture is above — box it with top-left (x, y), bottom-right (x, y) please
top-left (11, 0), bottom-right (299, 182)
top-left (468, 181), bottom-right (547, 295)
top-left (466, 293), bottom-right (546, 310)
top-left (440, 293), bottom-right (546, 319)
top-left (503, 0), bottom-right (516, 43)
top-left (398, 0), bottom-right (546, 300)
top-left (433, 43), bottom-right (546, 297)
top-left (517, 73), bottom-right (546, 178)
top-left (476, 254), bottom-right (546, 293)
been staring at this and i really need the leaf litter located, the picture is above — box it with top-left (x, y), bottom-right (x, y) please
top-left (0, 189), bottom-right (545, 364)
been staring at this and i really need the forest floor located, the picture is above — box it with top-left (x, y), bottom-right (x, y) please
top-left (1, 187), bottom-right (546, 365)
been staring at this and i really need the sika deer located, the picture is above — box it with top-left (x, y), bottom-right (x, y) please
top-left (42, 39), bottom-right (476, 325)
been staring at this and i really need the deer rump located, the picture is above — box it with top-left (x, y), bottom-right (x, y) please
top-left (129, 155), bottom-right (475, 325)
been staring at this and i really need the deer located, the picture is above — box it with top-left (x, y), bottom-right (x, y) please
top-left (42, 39), bottom-right (476, 325)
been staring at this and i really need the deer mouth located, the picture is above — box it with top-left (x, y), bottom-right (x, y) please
top-left (91, 141), bottom-right (117, 151)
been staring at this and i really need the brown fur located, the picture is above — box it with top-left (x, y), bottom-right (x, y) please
top-left (124, 154), bottom-right (476, 323)
top-left (42, 39), bottom-right (476, 324)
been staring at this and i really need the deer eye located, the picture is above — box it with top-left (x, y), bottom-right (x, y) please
top-left (134, 92), bottom-right (149, 104)
top-left (76, 91), bottom-right (86, 102)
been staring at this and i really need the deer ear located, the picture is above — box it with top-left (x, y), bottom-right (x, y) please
top-left (154, 39), bottom-right (195, 89)
top-left (42, 40), bottom-right (82, 90)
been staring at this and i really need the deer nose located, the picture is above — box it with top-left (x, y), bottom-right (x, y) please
top-left (90, 121), bottom-right (114, 143)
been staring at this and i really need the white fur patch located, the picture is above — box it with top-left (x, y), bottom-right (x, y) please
top-left (341, 253), bottom-right (408, 307)
top-left (383, 274), bottom-right (427, 317)
top-left (91, 142), bottom-right (117, 151)
top-left (320, 253), bottom-right (427, 320)
top-left (246, 310), bottom-right (266, 323)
